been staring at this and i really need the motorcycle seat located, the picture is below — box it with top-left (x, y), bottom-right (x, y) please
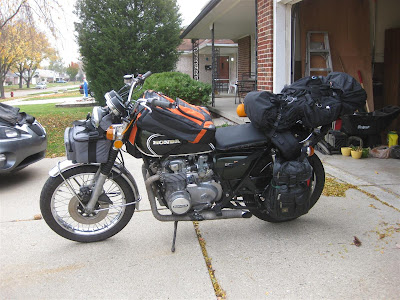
top-left (215, 123), bottom-right (268, 150)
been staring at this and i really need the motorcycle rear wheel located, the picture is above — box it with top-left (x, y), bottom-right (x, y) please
top-left (245, 154), bottom-right (325, 223)
top-left (40, 165), bottom-right (136, 242)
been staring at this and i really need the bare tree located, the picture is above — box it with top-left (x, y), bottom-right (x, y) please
top-left (1, 0), bottom-right (62, 32)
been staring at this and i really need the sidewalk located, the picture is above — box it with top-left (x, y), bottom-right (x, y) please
top-left (4, 96), bottom-right (97, 107)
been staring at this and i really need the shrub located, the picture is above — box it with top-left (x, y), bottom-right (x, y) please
top-left (134, 72), bottom-right (211, 106)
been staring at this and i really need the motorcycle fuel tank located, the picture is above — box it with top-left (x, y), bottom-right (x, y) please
top-left (135, 129), bottom-right (214, 157)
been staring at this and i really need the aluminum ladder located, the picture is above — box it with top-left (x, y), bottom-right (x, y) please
top-left (305, 31), bottom-right (333, 76)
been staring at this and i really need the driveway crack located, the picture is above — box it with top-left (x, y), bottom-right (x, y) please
top-left (193, 221), bottom-right (226, 299)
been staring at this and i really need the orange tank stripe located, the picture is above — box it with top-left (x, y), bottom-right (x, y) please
top-left (191, 129), bottom-right (207, 143)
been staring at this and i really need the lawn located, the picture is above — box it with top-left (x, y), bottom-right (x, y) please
top-left (16, 103), bottom-right (93, 158)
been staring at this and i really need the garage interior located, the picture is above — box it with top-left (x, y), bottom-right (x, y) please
top-left (291, 0), bottom-right (400, 133)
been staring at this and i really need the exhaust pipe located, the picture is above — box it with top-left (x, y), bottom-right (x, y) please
top-left (145, 174), bottom-right (251, 222)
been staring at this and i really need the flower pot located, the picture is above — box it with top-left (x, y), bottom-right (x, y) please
top-left (341, 147), bottom-right (351, 156)
top-left (351, 150), bottom-right (363, 159)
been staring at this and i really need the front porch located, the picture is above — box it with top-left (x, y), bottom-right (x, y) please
top-left (207, 93), bottom-right (250, 124)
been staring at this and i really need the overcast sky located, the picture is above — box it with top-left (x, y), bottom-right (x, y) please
top-left (47, 0), bottom-right (210, 66)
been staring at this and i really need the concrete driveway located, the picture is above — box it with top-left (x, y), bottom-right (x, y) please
top-left (0, 153), bottom-right (399, 299)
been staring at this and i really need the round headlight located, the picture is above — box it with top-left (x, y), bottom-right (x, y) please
top-left (105, 90), bottom-right (126, 117)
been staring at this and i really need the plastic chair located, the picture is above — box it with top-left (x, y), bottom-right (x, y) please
top-left (228, 80), bottom-right (237, 95)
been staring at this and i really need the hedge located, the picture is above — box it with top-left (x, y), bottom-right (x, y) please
top-left (133, 72), bottom-right (211, 106)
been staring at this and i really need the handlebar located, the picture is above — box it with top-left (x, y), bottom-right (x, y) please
top-left (141, 71), bottom-right (152, 80)
top-left (148, 98), bottom-right (174, 109)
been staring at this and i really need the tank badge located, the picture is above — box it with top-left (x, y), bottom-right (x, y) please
top-left (153, 139), bottom-right (181, 146)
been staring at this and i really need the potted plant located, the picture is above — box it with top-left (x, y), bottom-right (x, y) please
top-left (351, 146), bottom-right (363, 159)
top-left (341, 147), bottom-right (352, 156)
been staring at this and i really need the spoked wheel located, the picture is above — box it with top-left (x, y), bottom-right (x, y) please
top-left (40, 165), bottom-right (136, 242)
top-left (245, 154), bottom-right (325, 223)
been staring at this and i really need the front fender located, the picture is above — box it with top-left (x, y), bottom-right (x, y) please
top-left (49, 160), bottom-right (140, 200)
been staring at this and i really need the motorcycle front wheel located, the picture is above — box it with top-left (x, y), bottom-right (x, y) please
top-left (40, 165), bottom-right (136, 242)
top-left (245, 153), bottom-right (325, 223)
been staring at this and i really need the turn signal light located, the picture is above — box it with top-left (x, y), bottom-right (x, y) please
top-left (114, 140), bottom-right (123, 148)
top-left (106, 127), bottom-right (115, 140)
top-left (307, 146), bottom-right (315, 156)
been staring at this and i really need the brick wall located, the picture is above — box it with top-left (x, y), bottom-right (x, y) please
top-left (257, 0), bottom-right (273, 91)
top-left (238, 36), bottom-right (251, 79)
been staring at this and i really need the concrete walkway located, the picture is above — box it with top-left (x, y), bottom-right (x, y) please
top-left (4, 96), bottom-right (97, 107)
top-left (1, 151), bottom-right (399, 299)
top-left (1, 95), bottom-right (399, 299)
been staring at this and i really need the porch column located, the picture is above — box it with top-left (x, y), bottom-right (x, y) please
top-left (192, 39), bottom-right (200, 81)
top-left (211, 23), bottom-right (215, 107)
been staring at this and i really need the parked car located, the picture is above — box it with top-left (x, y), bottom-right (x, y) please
top-left (79, 84), bottom-right (94, 97)
top-left (0, 103), bottom-right (47, 174)
top-left (56, 79), bottom-right (67, 83)
top-left (36, 82), bottom-right (47, 89)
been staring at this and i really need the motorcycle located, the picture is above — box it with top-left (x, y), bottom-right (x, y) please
top-left (40, 72), bottom-right (328, 251)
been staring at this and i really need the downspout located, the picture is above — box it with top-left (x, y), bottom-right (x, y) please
top-left (255, 0), bottom-right (258, 90)
top-left (211, 23), bottom-right (215, 107)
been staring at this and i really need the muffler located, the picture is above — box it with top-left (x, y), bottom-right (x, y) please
top-left (144, 174), bottom-right (251, 222)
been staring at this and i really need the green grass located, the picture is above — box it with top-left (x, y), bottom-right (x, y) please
top-left (16, 103), bottom-right (93, 158)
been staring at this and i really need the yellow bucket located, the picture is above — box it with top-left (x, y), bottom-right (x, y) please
top-left (388, 131), bottom-right (398, 147)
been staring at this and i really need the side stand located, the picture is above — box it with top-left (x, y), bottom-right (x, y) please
top-left (171, 221), bottom-right (178, 253)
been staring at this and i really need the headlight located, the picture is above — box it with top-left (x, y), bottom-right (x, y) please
top-left (105, 90), bottom-right (126, 117)
top-left (0, 127), bottom-right (20, 139)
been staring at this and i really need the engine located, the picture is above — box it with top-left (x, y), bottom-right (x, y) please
top-left (156, 155), bottom-right (222, 215)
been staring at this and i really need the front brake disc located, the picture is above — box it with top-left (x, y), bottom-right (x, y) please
top-left (68, 196), bottom-right (109, 224)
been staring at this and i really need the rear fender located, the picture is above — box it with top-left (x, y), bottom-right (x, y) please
top-left (49, 160), bottom-right (140, 200)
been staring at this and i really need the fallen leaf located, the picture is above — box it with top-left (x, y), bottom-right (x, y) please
top-left (369, 204), bottom-right (378, 209)
top-left (353, 236), bottom-right (362, 247)
top-left (33, 214), bottom-right (42, 220)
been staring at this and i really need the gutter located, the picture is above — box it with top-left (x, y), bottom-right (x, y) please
top-left (179, 0), bottom-right (222, 39)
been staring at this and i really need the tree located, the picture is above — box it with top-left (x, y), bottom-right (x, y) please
top-left (75, 0), bottom-right (182, 104)
top-left (49, 55), bottom-right (66, 73)
top-left (66, 62), bottom-right (79, 82)
top-left (1, 0), bottom-right (62, 32)
top-left (0, 21), bottom-right (24, 98)
top-left (13, 25), bottom-right (55, 88)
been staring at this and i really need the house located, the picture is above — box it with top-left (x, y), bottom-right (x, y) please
top-left (4, 71), bottom-right (19, 85)
top-left (176, 38), bottom-right (238, 92)
top-left (180, 0), bottom-right (400, 131)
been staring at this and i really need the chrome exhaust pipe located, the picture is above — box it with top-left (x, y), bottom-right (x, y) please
top-left (144, 174), bottom-right (251, 222)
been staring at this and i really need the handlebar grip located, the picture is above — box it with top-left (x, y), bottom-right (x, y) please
top-left (142, 71), bottom-right (152, 80)
top-left (148, 98), bottom-right (174, 109)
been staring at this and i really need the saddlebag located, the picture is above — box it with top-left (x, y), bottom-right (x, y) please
top-left (64, 120), bottom-right (112, 163)
top-left (137, 91), bottom-right (216, 144)
top-left (244, 72), bottom-right (367, 131)
top-left (264, 156), bottom-right (313, 220)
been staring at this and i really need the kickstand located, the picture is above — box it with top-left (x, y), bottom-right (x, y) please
top-left (171, 221), bottom-right (178, 253)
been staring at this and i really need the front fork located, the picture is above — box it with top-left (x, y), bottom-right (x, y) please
top-left (85, 147), bottom-right (119, 214)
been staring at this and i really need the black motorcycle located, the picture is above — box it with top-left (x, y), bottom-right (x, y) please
top-left (40, 72), bottom-right (332, 251)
